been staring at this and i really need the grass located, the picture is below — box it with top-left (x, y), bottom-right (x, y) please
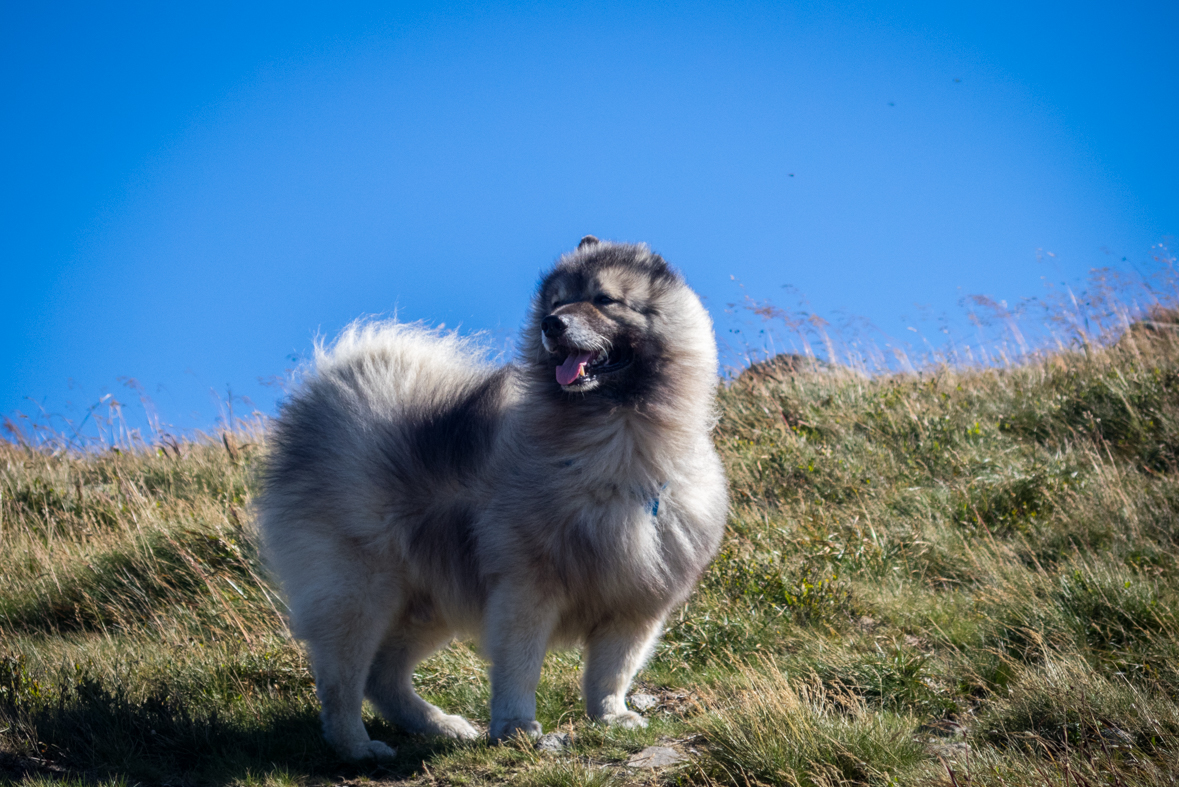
top-left (5, 300), bottom-right (1179, 784)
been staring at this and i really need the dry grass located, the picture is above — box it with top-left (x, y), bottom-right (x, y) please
top-left (4, 264), bottom-right (1179, 785)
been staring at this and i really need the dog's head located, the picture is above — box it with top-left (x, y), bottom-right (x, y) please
top-left (525, 237), bottom-right (709, 405)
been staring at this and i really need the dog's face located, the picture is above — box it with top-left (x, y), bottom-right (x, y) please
top-left (531, 239), bottom-right (681, 402)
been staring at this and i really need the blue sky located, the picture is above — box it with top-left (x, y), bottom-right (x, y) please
top-left (4, 1), bottom-right (1176, 441)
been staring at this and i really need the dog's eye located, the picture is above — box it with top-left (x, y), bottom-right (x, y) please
top-left (594, 295), bottom-right (614, 306)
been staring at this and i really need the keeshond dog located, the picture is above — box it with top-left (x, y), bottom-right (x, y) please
top-left (259, 237), bottom-right (728, 760)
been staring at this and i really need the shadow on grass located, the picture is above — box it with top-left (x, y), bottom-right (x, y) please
top-left (1, 669), bottom-right (476, 785)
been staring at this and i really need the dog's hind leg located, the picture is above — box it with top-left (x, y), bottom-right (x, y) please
top-left (294, 578), bottom-right (400, 761)
top-left (582, 616), bottom-right (663, 729)
top-left (366, 620), bottom-right (479, 740)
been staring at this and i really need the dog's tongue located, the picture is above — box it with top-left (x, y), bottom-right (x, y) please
top-left (556, 351), bottom-right (595, 385)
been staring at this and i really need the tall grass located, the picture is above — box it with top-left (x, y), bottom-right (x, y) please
top-left (3, 249), bottom-right (1179, 785)
top-left (721, 245), bottom-right (1178, 376)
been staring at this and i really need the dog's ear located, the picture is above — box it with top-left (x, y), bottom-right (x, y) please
top-left (578, 235), bottom-right (600, 249)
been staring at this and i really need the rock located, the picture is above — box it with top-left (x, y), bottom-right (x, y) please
top-left (1121, 306), bottom-right (1179, 348)
top-left (626, 746), bottom-right (687, 768)
top-left (928, 741), bottom-right (970, 761)
top-left (629, 692), bottom-right (658, 712)
top-left (733, 353), bottom-right (836, 388)
top-left (1101, 727), bottom-right (1135, 746)
top-left (536, 732), bottom-right (572, 753)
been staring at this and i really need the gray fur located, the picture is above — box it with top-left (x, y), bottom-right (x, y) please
top-left (258, 241), bottom-right (728, 759)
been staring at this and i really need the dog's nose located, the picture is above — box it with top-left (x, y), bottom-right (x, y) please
top-left (541, 315), bottom-right (566, 338)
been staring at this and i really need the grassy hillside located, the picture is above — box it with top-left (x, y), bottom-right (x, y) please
top-left (3, 323), bottom-right (1179, 786)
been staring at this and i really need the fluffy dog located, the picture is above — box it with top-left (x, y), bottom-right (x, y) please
top-left (258, 237), bottom-right (728, 760)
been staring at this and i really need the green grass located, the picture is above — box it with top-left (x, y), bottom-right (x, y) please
top-left (5, 321), bottom-right (1179, 785)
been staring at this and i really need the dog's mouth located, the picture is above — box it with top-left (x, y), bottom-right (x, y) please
top-left (554, 346), bottom-right (632, 387)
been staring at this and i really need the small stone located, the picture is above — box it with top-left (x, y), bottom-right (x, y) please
top-left (536, 732), bottom-right (572, 753)
top-left (626, 746), bottom-right (687, 768)
top-left (1102, 727), bottom-right (1135, 745)
top-left (928, 741), bottom-right (970, 761)
top-left (629, 692), bottom-right (658, 712)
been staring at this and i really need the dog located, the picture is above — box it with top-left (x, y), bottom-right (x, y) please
top-left (258, 237), bottom-right (728, 760)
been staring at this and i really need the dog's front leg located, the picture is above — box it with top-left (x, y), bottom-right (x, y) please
top-left (583, 615), bottom-right (664, 728)
top-left (484, 587), bottom-right (557, 742)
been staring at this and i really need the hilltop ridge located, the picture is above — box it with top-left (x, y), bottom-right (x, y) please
top-left (2, 324), bottom-right (1179, 785)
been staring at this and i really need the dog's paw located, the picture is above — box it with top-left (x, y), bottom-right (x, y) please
top-left (427, 713), bottom-right (480, 741)
top-left (602, 710), bottom-right (648, 729)
top-left (344, 739), bottom-right (398, 761)
top-left (490, 718), bottom-right (543, 742)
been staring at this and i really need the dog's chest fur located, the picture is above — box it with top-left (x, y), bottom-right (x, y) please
top-left (470, 413), bottom-right (719, 617)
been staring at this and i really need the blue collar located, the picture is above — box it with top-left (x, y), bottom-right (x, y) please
top-left (646, 482), bottom-right (669, 517)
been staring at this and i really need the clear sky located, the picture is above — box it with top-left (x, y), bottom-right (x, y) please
top-left (4, 1), bottom-right (1176, 441)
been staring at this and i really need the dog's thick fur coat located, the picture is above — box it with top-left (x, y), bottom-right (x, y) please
top-left (259, 239), bottom-right (728, 759)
